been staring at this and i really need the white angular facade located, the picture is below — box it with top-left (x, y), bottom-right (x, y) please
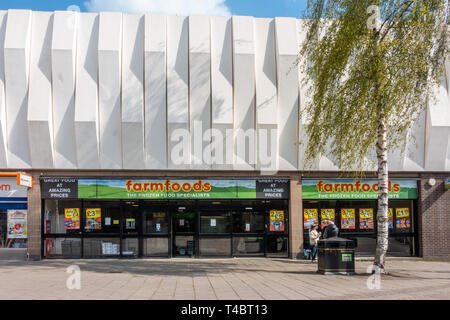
top-left (0, 9), bottom-right (449, 172)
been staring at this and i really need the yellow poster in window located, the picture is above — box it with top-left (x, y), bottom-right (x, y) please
top-left (395, 208), bottom-right (410, 229)
top-left (85, 208), bottom-right (101, 230)
top-left (359, 208), bottom-right (374, 229)
top-left (270, 210), bottom-right (284, 231)
top-left (64, 208), bottom-right (80, 230)
top-left (320, 209), bottom-right (335, 229)
top-left (341, 208), bottom-right (355, 230)
top-left (303, 209), bottom-right (318, 229)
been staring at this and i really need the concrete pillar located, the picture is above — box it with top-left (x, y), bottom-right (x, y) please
top-left (27, 173), bottom-right (41, 260)
top-left (289, 175), bottom-right (303, 259)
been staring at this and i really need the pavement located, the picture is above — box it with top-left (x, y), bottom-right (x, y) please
top-left (0, 258), bottom-right (449, 300)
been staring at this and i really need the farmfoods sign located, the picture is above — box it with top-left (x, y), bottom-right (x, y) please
top-left (302, 179), bottom-right (418, 199)
top-left (41, 178), bottom-right (289, 200)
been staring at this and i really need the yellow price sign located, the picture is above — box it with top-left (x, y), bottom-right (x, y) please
top-left (359, 208), bottom-right (373, 218)
top-left (341, 208), bottom-right (355, 219)
top-left (321, 209), bottom-right (335, 220)
top-left (396, 208), bottom-right (410, 218)
top-left (86, 208), bottom-right (101, 219)
top-left (64, 208), bottom-right (79, 219)
top-left (388, 208), bottom-right (393, 217)
top-left (304, 209), bottom-right (318, 219)
top-left (270, 210), bottom-right (284, 221)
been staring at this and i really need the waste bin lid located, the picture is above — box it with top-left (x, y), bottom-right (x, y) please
top-left (318, 237), bottom-right (356, 248)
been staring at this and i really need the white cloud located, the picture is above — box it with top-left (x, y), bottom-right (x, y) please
top-left (84, 0), bottom-right (231, 16)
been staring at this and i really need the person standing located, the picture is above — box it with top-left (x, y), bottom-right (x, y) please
top-left (309, 225), bottom-right (321, 262)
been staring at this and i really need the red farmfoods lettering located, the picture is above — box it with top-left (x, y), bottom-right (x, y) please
top-left (316, 180), bottom-right (400, 193)
top-left (125, 179), bottom-right (211, 193)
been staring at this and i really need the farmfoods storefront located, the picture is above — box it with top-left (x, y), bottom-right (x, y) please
top-left (302, 179), bottom-right (419, 257)
top-left (41, 178), bottom-right (289, 259)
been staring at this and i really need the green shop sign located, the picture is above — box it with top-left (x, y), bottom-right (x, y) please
top-left (41, 178), bottom-right (290, 200)
top-left (302, 179), bottom-right (418, 200)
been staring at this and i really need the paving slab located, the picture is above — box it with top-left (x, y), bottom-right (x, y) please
top-left (0, 258), bottom-right (449, 300)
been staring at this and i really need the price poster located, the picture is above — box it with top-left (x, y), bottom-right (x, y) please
top-left (64, 208), bottom-right (80, 230)
top-left (270, 210), bottom-right (285, 231)
top-left (359, 208), bottom-right (374, 229)
top-left (7, 210), bottom-right (27, 239)
top-left (340, 208), bottom-right (355, 229)
top-left (395, 208), bottom-right (410, 229)
top-left (303, 209), bottom-right (318, 229)
top-left (388, 208), bottom-right (394, 229)
top-left (320, 209), bottom-right (335, 229)
top-left (85, 208), bottom-right (101, 230)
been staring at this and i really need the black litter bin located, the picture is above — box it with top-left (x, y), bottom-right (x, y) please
top-left (317, 237), bottom-right (355, 275)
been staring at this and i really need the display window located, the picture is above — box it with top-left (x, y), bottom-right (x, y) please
top-left (44, 200), bottom-right (82, 235)
top-left (302, 197), bottom-right (417, 256)
top-left (0, 209), bottom-right (28, 249)
top-left (42, 189), bottom-right (289, 258)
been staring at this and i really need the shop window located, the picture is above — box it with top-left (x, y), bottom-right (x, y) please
top-left (0, 209), bottom-right (28, 248)
top-left (84, 201), bottom-right (120, 234)
top-left (232, 211), bottom-right (265, 233)
top-left (83, 238), bottom-right (120, 258)
top-left (232, 237), bottom-right (264, 256)
top-left (199, 238), bottom-right (231, 256)
top-left (266, 235), bottom-right (288, 257)
top-left (44, 200), bottom-right (82, 235)
top-left (200, 214), bottom-right (231, 234)
top-left (44, 238), bottom-right (81, 258)
top-left (143, 238), bottom-right (169, 257)
top-left (143, 211), bottom-right (169, 234)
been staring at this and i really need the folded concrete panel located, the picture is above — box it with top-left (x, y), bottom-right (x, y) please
top-left (275, 17), bottom-right (299, 171)
top-left (255, 18), bottom-right (278, 173)
top-left (122, 13), bottom-right (145, 169)
top-left (144, 13), bottom-right (167, 169)
top-left (51, 11), bottom-right (78, 169)
top-left (0, 11), bottom-right (8, 167)
top-left (98, 12), bottom-right (122, 169)
top-left (74, 12), bottom-right (100, 169)
top-left (27, 11), bottom-right (54, 168)
top-left (167, 15), bottom-right (189, 169)
top-left (4, 9), bottom-right (32, 168)
top-left (425, 77), bottom-right (450, 171)
top-left (211, 16), bottom-right (233, 170)
top-left (189, 15), bottom-right (211, 170)
top-left (232, 16), bottom-right (256, 171)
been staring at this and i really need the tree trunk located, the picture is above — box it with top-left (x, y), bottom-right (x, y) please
top-left (374, 111), bottom-right (389, 272)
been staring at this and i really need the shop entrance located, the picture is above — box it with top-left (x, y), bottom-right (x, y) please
top-left (172, 211), bottom-right (195, 257)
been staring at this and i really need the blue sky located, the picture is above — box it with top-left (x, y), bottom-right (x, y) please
top-left (0, 0), bottom-right (308, 18)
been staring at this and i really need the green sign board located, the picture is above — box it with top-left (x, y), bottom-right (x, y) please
top-left (302, 179), bottom-right (418, 200)
top-left (74, 178), bottom-right (290, 200)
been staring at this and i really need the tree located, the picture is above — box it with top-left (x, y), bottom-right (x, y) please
top-left (299, 0), bottom-right (448, 272)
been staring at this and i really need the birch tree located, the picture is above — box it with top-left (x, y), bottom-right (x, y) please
top-left (299, 0), bottom-right (448, 272)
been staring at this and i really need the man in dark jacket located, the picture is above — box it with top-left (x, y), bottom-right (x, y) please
top-left (323, 220), bottom-right (339, 239)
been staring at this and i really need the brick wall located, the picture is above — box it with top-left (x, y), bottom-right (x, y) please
top-left (419, 174), bottom-right (450, 260)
